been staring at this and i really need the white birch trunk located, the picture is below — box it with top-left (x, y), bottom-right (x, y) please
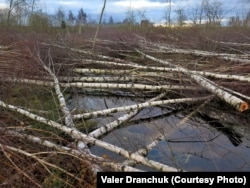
top-left (0, 100), bottom-right (180, 171)
top-left (38, 52), bottom-right (91, 152)
top-left (89, 92), bottom-right (167, 138)
top-left (136, 49), bottom-right (249, 112)
top-left (41, 61), bottom-right (75, 128)
top-left (2, 128), bottom-right (142, 172)
top-left (3, 77), bottom-right (197, 91)
top-left (143, 41), bottom-right (250, 63)
top-left (63, 82), bottom-right (197, 91)
top-left (73, 96), bottom-right (212, 119)
top-left (74, 61), bottom-right (250, 83)
top-left (205, 37), bottom-right (250, 47)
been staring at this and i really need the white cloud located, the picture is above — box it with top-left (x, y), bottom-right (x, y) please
top-left (57, 1), bottom-right (80, 6)
top-left (0, 3), bottom-right (7, 9)
top-left (114, 0), bottom-right (169, 10)
top-left (0, 0), bottom-right (248, 23)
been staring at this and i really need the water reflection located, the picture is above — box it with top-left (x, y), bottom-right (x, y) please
top-left (68, 95), bottom-right (250, 171)
top-left (197, 113), bottom-right (242, 146)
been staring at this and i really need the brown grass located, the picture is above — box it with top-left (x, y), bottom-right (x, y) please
top-left (0, 25), bottom-right (250, 187)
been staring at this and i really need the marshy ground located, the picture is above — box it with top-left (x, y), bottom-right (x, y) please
top-left (0, 25), bottom-right (250, 187)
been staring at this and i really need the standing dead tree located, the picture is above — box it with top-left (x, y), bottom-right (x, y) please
top-left (92, 0), bottom-right (107, 51)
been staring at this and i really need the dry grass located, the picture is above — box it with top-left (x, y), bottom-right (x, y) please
top-left (0, 25), bottom-right (250, 187)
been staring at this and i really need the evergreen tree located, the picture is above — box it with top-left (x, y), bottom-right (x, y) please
top-left (77, 8), bottom-right (87, 25)
top-left (67, 10), bottom-right (75, 26)
top-left (108, 16), bottom-right (114, 24)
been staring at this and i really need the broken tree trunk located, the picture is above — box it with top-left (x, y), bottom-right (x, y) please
top-left (136, 49), bottom-right (249, 112)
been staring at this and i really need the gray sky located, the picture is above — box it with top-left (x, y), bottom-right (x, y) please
top-left (0, 0), bottom-right (249, 23)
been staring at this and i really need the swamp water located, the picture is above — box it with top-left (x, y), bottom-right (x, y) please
top-left (68, 95), bottom-right (250, 171)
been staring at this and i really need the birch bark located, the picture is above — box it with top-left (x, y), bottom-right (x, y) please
top-left (136, 49), bottom-right (249, 112)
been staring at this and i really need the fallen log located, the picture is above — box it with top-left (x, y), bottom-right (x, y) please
top-left (136, 49), bottom-right (249, 112)
top-left (89, 92), bottom-right (167, 138)
top-left (1, 128), bottom-right (142, 172)
top-left (3, 78), bottom-right (198, 91)
top-left (142, 41), bottom-right (250, 63)
top-left (39, 54), bottom-right (75, 128)
top-left (0, 100), bottom-right (180, 171)
top-left (73, 96), bottom-right (212, 119)
top-left (74, 61), bottom-right (250, 83)
top-left (63, 82), bottom-right (197, 91)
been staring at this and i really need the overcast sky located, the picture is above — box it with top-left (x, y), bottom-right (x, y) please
top-left (0, 0), bottom-right (249, 23)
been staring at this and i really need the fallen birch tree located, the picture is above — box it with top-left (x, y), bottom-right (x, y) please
top-left (3, 77), bottom-right (198, 92)
top-left (1, 32), bottom-right (250, 179)
top-left (136, 49), bottom-right (249, 112)
top-left (88, 92), bottom-right (167, 138)
top-left (73, 65), bottom-right (250, 83)
top-left (0, 99), bottom-right (180, 171)
top-left (0, 128), bottom-right (143, 172)
top-left (73, 96), bottom-right (212, 120)
top-left (140, 41), bottom-right (250, 63)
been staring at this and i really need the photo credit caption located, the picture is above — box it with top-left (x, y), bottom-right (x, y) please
top-left (97, 172), bottom-right (249, 188)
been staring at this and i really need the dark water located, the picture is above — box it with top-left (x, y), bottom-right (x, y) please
top-left (68, 95), bottom-right (250, 171)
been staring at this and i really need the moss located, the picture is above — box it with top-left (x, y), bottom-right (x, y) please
top-left (42, 171), bottom-right (65, 188)
top-left (6, 84), bottom-right (60, 120)
top-left (75, 119), bottom-right (98, 133)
